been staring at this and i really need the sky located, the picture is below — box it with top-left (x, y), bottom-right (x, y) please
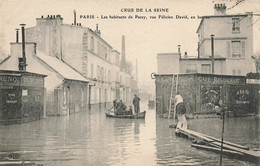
top-left (0, 0), bottom-right (260, 87)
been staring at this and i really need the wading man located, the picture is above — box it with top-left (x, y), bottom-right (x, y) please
top-left (175, 93), bottom-right (187, 130)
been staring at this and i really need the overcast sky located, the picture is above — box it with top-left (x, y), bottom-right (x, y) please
top-left (0, 0), bottom-right (259, 87)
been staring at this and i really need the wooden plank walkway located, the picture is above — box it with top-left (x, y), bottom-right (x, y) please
top-left (175, 128), bottom-right (260, 164)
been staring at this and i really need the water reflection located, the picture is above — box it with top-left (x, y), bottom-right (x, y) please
top-left (0, 103), bottom-right (258, 166)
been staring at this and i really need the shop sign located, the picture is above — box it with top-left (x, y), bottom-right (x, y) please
top-left (0, 75), bottom-right (20, 87)
top-left (198, 76), bottom-right (243, 84)
top-left (246, 79), bottom-right (260, 84)
top-left (21, 76), bottom-right (44, 87)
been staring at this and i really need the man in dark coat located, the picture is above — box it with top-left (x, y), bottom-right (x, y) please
top-left (115, 100), bottom-right (127, 115)
top-left (133, 94), bottom-right (141, 114)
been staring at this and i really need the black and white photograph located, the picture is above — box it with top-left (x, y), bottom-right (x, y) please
top-left (0, 0), bottom-right (259, 165)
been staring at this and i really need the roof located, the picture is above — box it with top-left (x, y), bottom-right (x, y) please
top-left (36, 51), bottom-right (89, 82)
top-left (180, 57), bottom-right (226, 61)
top-left (0, 69), bottom-right (47, 77)
top-left (154, 73), bottom-right (246, 79)
top-left (196, 13), bottom-right (249, 33)
top-left (157, 53), bottom-right (179, 56)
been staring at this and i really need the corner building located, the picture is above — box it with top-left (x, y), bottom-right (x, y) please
top-left (197, 4), bottom-right (255, 75)
top-left (25, 15), bottom-right (136, 110)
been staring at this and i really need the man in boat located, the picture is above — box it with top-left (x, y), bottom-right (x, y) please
top-left (133, 94), bottom-right (141, 114)
top-left (125, 106), bottom-right (133, 115)
top-left (113, 99), bottom-right (118, 112)
top-left (115, 100), bottom-right (127, 115)
top-left (175, 93), bottom-right (187, 130)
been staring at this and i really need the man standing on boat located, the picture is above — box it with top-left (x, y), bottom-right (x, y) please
top-left (175, 93), bottom-right (187, 130)
top-left (133, 94), bottom-right (141, 114)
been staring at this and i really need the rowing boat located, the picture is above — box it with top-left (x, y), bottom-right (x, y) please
top-left (105, 111), bottom-right (146, 119)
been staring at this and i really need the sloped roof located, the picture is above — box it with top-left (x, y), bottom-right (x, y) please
top-left (36, 51), bottom-right (89, 82)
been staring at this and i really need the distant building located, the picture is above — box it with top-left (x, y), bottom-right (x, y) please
top-left (157, 53), bottom-right (226, 74)
top-left (24, 14), bottom-right (137, 110)
top-left (157, 53), bottom-right (180, 74)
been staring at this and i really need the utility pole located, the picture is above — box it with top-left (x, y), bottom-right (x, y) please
top-left (220, 106), bottom-right (225, 166)
top-left (211, 34), bottom-right (215, 74)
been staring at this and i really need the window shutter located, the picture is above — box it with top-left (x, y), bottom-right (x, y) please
top-left (241, 41), bottom-right (245, 58)
top-left (226, 41), bottom-right (231, 58)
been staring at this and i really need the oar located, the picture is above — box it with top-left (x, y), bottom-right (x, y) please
top-left (107, 107), bottom-right (114, 112)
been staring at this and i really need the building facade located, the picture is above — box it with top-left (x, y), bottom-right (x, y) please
top-left (0, 41), bottom-right (90, 116)
top-left (155, 4), bottom-right (259, 118)
top-left (157, 4), bottom-right (256, 76)
top-left (197, 4), bottom-right (255, 75)
top-left (157, 53), bottom-right (226, 75)
top-left (25, 15), bottom-right (137, 110)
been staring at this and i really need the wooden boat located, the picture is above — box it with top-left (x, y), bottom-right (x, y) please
top-left (105, 111), bottom-right (146, 119)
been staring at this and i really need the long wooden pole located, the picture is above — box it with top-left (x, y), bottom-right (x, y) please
top-left (220, 108), bottom-right (225, 166)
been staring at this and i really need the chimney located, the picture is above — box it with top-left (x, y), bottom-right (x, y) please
top-left (214, 4), bottom-right (226, 15)
top-left (95, 24), bottom-right (101, 36)
top-left (15, 28), bottom-right (19, 43)
top-left (121, 35), bottom-right (126, 71)
top-left (177, 45), bottom-right (181, 59)
top-left (19, 24), bottom-right (27, 71)
top-left (73, 10), bottom-right (76, 25)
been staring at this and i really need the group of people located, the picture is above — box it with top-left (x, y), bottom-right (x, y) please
top-left (113, 94), bottom-right (141, 115)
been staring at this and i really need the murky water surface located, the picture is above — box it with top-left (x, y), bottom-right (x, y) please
top-left (0, 103), bottom-right (259, 165)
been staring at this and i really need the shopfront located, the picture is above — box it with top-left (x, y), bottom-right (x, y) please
top-left (0, 70), bottom-right (46, 125)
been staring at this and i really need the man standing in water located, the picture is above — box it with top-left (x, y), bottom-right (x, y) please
top-left (175, 93), bottom-right (187, 130)
top-left (133, 94), bottom-right (141, 114)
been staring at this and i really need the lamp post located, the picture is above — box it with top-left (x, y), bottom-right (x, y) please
top-left (211, 34), bottom-right (215, 74)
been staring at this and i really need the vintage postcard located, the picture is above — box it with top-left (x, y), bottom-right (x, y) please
top-left (0, 0), bottom-right (259, 165)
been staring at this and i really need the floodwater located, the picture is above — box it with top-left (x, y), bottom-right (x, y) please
top-left (0, 103), bottom-right (259, 166)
